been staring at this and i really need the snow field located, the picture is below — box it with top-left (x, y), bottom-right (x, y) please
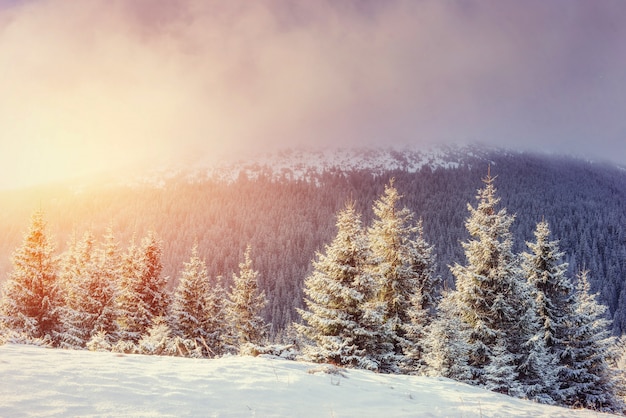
top-left (0, 344), bottom-right (618, 417)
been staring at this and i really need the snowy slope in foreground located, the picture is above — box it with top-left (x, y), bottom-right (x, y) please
top-left (0, 344), bottom-right (616, 418)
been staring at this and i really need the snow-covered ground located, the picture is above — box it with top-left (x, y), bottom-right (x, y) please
top-left (0, 343), bottom-right (617, 417)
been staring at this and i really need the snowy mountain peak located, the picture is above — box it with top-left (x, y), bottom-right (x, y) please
top-left (127, 144), bottom-right (499, 188)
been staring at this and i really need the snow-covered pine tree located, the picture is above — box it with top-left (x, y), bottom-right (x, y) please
top-left (484, 338), bottom-right (521, 397)
top-left (523, 220), bottom-right (572, 351)
top-left (296, 202), bottom-right (390, 371)
top-left (0, 210), bottom-right (62, 344)
top-left (521, 220), bottom-right (573, 401)
top-left (368, 180), bottom-right (437, 371)
top-left (407, 218), bottom-right (441, 316)
top-left (116, 237), bottom-right (145, 343)
top-left (116, 232), bottom-right (170, 344)
top-left (401, 218), bottom-right (440, 373)
top-left (449, 171), bottom-right (548, 398)
top-left (559, 270), bottom-right (623, 412)
top-left (57, 230), bottom-right (98, 349)
top-left (170, 243), bottom-right (227, 357)
top-left (57, 229), bottom-right (121, 349)
top-left (226, 245), bottom-right (268, 353)
top-left (140, 232), bottom-right (170, 320)
top-left (422, 291), bottom-right (471, 382)
top-left (137, 316), bottom-right (176, 356)
top-left (90, 226), bottom-right (122, 343)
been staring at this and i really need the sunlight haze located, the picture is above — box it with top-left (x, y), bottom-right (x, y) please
top-left (1, 0), bottom-right (625, 188)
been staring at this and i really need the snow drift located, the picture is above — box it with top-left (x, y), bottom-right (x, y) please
top-left (0, 344), bottom-right (617, 417)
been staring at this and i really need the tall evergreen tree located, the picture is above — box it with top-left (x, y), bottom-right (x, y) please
top-left (559, 270), bottom-right (623, 412)
top-left (91, 226), bottom-right (123, 342)
top-left (449, 172), bottom-right (520, 384)
top-left (0, 211), bottom-right (62, 343)
top-left (57, 230), bottom-right (98, 348)
top-left (296, 202), bottom-right (389, 371)
top-left (58, 229), bottom-right (121, 349)
top-left (368, 180), bottom-right (438, 370)
top-left (522, 220), bottom-right (572, 351)
top-left (117, 232), bottom-right (169, 343)
top-left (401, 218), bottom-right (440, 373)
top-left (449, 171), bottom-right (551, 400)
top-left (422, 291), bottom-right (471, 382)
top-left (170, 243), bottom-right (226, 357)
top-left (226, 245), bottom-right (268, 352)
top-left (521, 220), bottom-right (572, 401)
top-left (116, 237), bottom-right (145, 343)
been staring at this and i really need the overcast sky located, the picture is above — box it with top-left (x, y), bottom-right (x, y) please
top-left (1, 0), bottom-right (625, 188)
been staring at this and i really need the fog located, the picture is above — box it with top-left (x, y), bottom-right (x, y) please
top-left (1, 0), bottom-right (625, 188)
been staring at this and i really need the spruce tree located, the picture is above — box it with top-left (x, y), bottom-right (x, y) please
top-left (91, 226), bottom-right (122, 343)
top-left (559, 270), bottom-right (623, 412)
top-left (116, 237), bottom-right (145, 343)
top-left (484, 338), bottom-right (521, 397)
top-left (368, 180), bottom-right (438, 370)
top-left (522, 220), bottom-right (572, 352)
top-left (170, 244), bottom-right (226, 357)
top-left (422, 291), bottom-right (471, 382)
top-left (58, 229), bottom-right (121, 349)
top-left (57, 230), bottom-right (98, 349)
top-left (449, 172), bottom-right (520, 384)
top-left (0, 210), bottom-right (62, 344)
top-left (117, 232), bottom-right (169, 344)
top-left (296, 202), bottom-right (389, 371)
top-left (449, 171), bottom-right (550, 400)
top-left (226, 245), bottom-right (268, 352)
top-left (522, 220), bottom-right (572, 402)
top-left (401, 218), bottom-right (440, 373)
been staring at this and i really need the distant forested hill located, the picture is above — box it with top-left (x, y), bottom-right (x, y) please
top-left (1, 148), bottom-right (625, 335)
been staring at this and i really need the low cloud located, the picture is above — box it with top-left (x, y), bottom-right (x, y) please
top-left (1, 0), bottom-right (625, 187)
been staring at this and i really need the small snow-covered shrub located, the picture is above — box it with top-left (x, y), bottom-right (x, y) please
top-left (111, 339), bottom-right (137, 354)
top-left (86, 331), bottom-right (112, 352)
top-left (238, 343), bottom-right (298, 360)
top-left (0, 328), bottom-right (53, 347)
top-left (259, 344), bottom-right (299, 360)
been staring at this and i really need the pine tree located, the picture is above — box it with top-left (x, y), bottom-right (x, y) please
top-left (422, 291), bottom-right (471, 382)
top-left (401, 219), bottom-right (440, 373)
top-left (116, 237), bottom-right (145, 343)
top-left (57, 229), bottom-right (121, 349)
top-left (170, 244), bottom-right (226, 357)
top-left (117, 232), bottom-right (170, 344)
top-left (296, 202), bottom-right (389, 371)
top-left (522, 220), bottom-right (572, 352)
top-left (91, 226), bottom-right (122, 342)
top-left (140, 232), bottom-right (170, 320)
top-left (226, 245), bottom-right (268, 352)
top-left (484, 338), bottom-right (521, 396)
top-left (449, 171), bottom-right (550, 399)
top-left (521, 220), bottom-right (572, 402)
top-left (449, 172), bottom-right (521, 384)
top-left (559, 270), bottom-right (623, 412)
top-left (57, 230), bottom-right (98, 349)
top-left (407, 219), bottom-right (441, 315)
top-left (0, 210), bottom-right (62, 344)
top-left (368, 180), bottom-right (438, 370)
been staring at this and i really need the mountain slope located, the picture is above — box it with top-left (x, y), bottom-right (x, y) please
top-left (1, 145), bottom-right (625, 335)
top-left (0, 343), bottom-right (618, 417)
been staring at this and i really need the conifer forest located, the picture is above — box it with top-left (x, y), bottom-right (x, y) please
top-left (1, 150), bottom-right (626, 413)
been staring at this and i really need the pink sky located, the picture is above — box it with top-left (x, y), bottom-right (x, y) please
top-left (1, 0), bottom-right (625, 188)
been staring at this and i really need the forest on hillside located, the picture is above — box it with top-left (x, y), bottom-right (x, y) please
top-left (0, 151), bottom-right (625, 335)
top-left (2, 167), bottom-right (624, 413)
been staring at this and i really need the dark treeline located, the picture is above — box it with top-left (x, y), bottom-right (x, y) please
top-left (0, 151), bottom-right (625, 335)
